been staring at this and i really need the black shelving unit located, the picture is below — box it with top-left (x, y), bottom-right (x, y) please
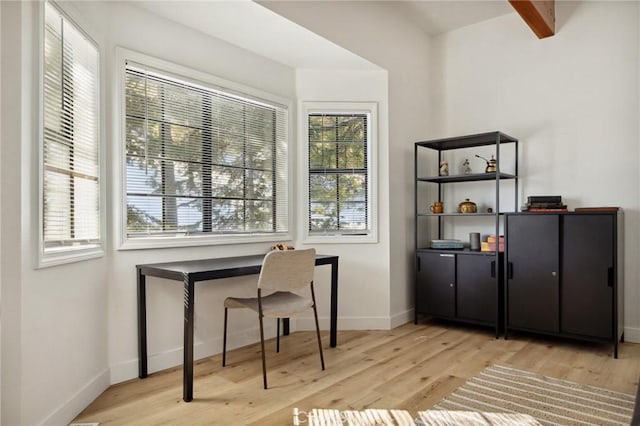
top-left (414, 131), bottom-right (519, 337)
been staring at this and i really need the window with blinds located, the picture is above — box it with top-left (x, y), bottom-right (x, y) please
top-left (42, 1), bottom-right (101, 260)
top-left (308, 113), bottom-right (369, 234)
top-left (124, 64), bottom-right (289, 240)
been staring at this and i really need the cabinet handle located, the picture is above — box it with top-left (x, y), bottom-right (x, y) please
top-left (417, 256), bottom-right (421, 272)
top-left (507, 262), bottom-right (514, 279)
top-left (439, 254), bottom-right (454, 258)
top-left (450, 283), bottom-right (454, 287)
top-left (490, 261), bottom-right (496, 278)
top-left (608, 267), bottom-right (614, 287)
top-left (551, 271), bottom-right (557, 277)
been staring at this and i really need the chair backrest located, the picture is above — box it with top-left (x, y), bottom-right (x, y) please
top-left (257, 248), bottom-right (316, 292)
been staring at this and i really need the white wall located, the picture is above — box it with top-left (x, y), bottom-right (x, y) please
top-left (1, 2), bottom-right (111, 425)
top-left (294, 69), bottom-right (391, 330)
top-left (431, 1), bottom-right (640, 341)
top-left (71, 1), bottom-right (301, 384)
top-left (0, 0), bottom-right (4, 422)
top-left (1, 2), bottom-right (22, 424)
top-left (262, 0), bottom-right (433, 326)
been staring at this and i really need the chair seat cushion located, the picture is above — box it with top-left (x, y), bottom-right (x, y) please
top-left (225, 291), bottom-right (313, 317)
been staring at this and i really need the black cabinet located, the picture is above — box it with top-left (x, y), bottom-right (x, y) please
top-left (416, 250), bottom-right (501, 326)
top-left (457, 254), bottom-right (498, 323)
top-left (562, 214), bottom-right (614, 339)
top-left (506, 214), bottom-right (559, 333)
top-left (417, 252), bottom-right (455, 318)
top-left (505, 212), bottom-right (623, 357)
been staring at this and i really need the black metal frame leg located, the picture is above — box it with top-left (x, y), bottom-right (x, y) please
top-left (330, 258), bottom-right (339, 347)
top-left (137, 268), bottom-right (148, 378)
top-left (183, 273), bottom-right (195, 402)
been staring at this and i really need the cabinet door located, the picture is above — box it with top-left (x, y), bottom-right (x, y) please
top-left (457, 254), bottom-right (497, 323)
top-left (506, 215), bottom-right (560, 333)
top-left (416, 252), bottom-right (455, 318)
top-left (562, 215), bottom-right (614, 339)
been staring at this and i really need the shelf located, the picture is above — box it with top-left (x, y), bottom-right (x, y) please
top-left (415, 131), bottom-right (517, 151)
top-left (417, 247), bottom-right (503, 256)
top-left (417, 172), bottom-right (517, 183)
top-left (417, 212), bottom-right (503, 217)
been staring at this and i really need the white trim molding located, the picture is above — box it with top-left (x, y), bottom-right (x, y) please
top-left (300, 101), bottom-right (378, 244)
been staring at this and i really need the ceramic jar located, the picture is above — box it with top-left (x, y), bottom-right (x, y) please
top-left (457, 198), bottom-right (477, 213)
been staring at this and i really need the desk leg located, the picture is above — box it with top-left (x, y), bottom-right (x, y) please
top-left (330, 259), bottom-right (339, 348)
top-left (137, 269), bottom-right (148, 378)
top-left (183, 273), bottom-right (195, 402)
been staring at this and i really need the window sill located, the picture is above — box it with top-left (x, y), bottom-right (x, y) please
top-left (38, 245), bottom-right (104, 269)
top-left (118, 232), bottom-right (292, 250)
top-left (304, 233), bottom-right (377, 244)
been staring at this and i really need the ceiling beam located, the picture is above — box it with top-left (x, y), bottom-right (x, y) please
top-left (509, 0), bottom-right (555, 39)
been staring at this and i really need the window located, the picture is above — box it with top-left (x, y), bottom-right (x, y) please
top-left (41, 1), bottom-right (101, 265)
top-left (122, 61), bottom-right (289, 246)
top-left (304, 102), bottom-right (377, 242)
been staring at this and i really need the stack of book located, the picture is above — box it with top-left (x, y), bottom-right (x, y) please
top-left (522, 195), bottom-right (567, 212)
top-left (481, 235), bottom-right (504, 252)
top-left (431, 239), bottom-right (464, 249)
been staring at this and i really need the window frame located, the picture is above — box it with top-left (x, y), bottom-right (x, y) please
top-left (38, 0), bottom-right (104, 268)
top-left (115, 48), bottom-right (293, 250)
top-left (301, 101), bottom-right (378, 244)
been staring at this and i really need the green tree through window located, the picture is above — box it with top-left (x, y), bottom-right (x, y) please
top-left (308, 114), bottom-right (368, 233)
top-left (124, 65), bottom-right (288, 239)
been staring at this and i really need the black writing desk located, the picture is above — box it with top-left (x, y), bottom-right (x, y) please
top-left (137, 253), bottom-right (339, 402)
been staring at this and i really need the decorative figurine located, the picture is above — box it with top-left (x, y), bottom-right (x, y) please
top-left (462, 158), bottom-right (472, 175)
top-left (439, 160), bottom-right (449, 176)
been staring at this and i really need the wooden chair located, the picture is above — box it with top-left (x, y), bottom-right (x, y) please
top-left (222, 248), bottom-right (325, 389)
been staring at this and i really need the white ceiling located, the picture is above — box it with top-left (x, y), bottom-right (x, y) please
top-left (398, 1), bottom-right (514, 35)
top-left (132, 1), bottom-right (515, 69)
top-left (132, 0), bottom-right (381, 70)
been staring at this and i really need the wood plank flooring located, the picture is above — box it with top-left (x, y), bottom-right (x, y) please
top-left (73, 321), bottom-right (640, 425)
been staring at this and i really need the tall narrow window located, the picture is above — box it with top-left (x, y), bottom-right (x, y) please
top-left (123, 63), bottom-right (289, 242)
top-left (42, 1), bottom-right (101, 264)
top-left (306, 105), bottom-right (375, 240)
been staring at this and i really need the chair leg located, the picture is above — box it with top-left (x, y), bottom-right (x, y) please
top-left (222, 307), bottom-right (228, 367)
top-left (259, 314), bottom-right (268, 389)
top-left (276, 318), bottom-right (280, 353)
top-left (312, 303), bottom-right (325, 370)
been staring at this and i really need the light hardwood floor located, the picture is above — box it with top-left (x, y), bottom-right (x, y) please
top-left (73, 321), bottom-right (640, 425)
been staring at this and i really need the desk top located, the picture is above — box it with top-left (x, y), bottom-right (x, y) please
top-left (137, 253), bottom-right (338, 282)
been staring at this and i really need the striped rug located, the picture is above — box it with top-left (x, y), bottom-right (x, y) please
top-left (294, 408), bottom-right (541, 425)
top-left (433, 364), bottom-right (636, 425)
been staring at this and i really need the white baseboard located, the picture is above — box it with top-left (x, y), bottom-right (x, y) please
top-left (296, 315), bottom-right (393, 330)
top-left (110, 324), bottom-right (278, 385)
top-left (40, 368), bottom-right (110, 426)
top-left (390, 308), bottom-right (414, 329)
top-left (112, 314), bottom-right (407, 385)
top-left (296, 311), bottom-right (415, 331)
top-left (623, 326), bottom-right (640, 343)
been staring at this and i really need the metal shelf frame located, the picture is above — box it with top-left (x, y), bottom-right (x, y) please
top-left (413, 131), bottom-right (519, 338)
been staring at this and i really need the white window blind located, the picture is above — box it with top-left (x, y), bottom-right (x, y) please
top-left (42, 1), bottom-right (101, 257)
top-left (124, 64), bottom-right (289, 239)
top-left (308, 113), bottom-right (369, 234)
